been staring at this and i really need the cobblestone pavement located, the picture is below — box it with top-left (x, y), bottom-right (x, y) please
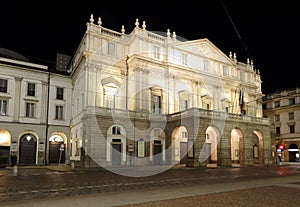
top-left (0, 164), bottom-right (300, 206)
top-left (119, 186), bottom-right (300, 207)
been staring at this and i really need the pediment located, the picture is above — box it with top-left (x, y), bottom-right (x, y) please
top-left (174, 38), bottom-right (234, 66)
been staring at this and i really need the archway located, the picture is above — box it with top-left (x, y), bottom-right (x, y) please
top-left (205, 126), bottom-right (220, 167)
top-left (0, 129), bottom-right (11, 156)
top-left (49, 134), bottom-right (66, 164)
top-left (253, 130), bottom-right (263, 165)
top-left (19, 133), bottom-right (37, 165)
top-left (171, 126), bottom-right (188, 165)
top-left (231, 128), bottom-right (243, 166)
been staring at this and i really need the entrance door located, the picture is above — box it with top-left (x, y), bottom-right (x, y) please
top-left (153, 141), bottom-right (162, 165)
top-left (180, 142), bottom-right (187, 164)
top-left (289, 144), bottom-right (298, 162)
top-left (19, 134), bottom-right (37, 165)
top-left (49, 142), bottom-right (65, 163)
top-left (112, 143), bottom-right (121, 166)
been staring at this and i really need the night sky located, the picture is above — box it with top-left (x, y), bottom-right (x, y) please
top-left (1, 1), bottom-right (299, 94)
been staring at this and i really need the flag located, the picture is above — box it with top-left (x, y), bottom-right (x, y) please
top-left (239, 88), bottom-right (244, 114)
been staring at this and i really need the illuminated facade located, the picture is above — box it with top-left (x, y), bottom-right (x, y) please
top-left (0, 52), bottom-right (72, 166)
top-left (0, 15), bottom-right (274, 168)
top-left (67, 15), bottom-right (272, 168)
top-left (262, 88), bottom-right (300, 163)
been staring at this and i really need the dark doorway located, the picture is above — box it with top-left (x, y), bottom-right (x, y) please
top-left (112, 143), bottom-right (121, 166)
top-left (289, 144), bottom-right (299, 162)
top-left (19, 134), bottom-right (37, 165)
top-left (153, 140), bottom-right (162, 165)
top-left (49, 142), bottom-right (65, 163)
top-left (180, 142), bottom-right (187, 164)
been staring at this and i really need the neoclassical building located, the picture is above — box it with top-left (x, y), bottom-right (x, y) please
top-left (262, 87), bottom-right (300, 163)
top-left (0, 15), bottom-right (273, 169)
top-left (0, 49), bottom-right (72, 166)
top-left (67, 15), bottom-right (272, 168)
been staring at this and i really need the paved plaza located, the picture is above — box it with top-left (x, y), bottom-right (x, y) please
top-left (0, 164), bottom-right (300, 206)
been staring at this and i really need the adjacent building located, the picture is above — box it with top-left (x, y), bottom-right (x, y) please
top-left (262, 87), bottom-right (300, 163)
top-left (0, 15), bottom-right (273, 168)
top-left (0, 48), bottom-right (72, 166)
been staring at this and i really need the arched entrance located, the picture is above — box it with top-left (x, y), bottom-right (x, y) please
top-left (19, 134), bottom-right (37, 165)
top-left (0, 129), bottom-right (11, 156)
top-left (231, 128), bottom-right (243, 166)
top-left (49, 134), bottom-right (65, 164)
top-left (253, 131), bottom-right (264, 165)
top-left (205, 126), bottom-right (220, 167)
top-left (288, 144), bottom-right (299, 162)
top-left (171, 126), bottom-right (188, 165)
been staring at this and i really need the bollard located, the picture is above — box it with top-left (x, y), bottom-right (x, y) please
top-left (13, 165), bottom-right (18, 176)
top-left (71, 161), bottom-right (75, 169)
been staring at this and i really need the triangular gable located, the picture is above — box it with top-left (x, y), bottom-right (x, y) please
top-left (171, 38), bottom-right (235, 66)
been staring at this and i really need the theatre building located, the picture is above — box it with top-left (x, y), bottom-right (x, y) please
top-left (67, 15), bottom-right (273, 168)
top-left (0, 15), bottom-right (273, 168)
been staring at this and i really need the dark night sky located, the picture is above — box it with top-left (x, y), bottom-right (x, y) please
top-left (1, 1), bottom-right (299, 94)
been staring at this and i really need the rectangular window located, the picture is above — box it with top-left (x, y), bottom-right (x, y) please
top-left (223, 66), bottom-right (229, 77)
top-left (0, 99), bottom-right (7, 115)
top-left (108, 42), bottom-right (115, 55)
top-left (276, 127), bottom-right (280, 134)
top-left (27, 83), bottom-right (36, 96)
top-left (275, 114), bottom-right (280, 122)
top-left (153, 95), bottom-right (161, 114)
top-left (56, 87), bottom-right (64, 100)
top-left (290, 125), bottom-right (295, 133)
top-left (203, 60), bottom-right (209, 71)
top-left (180, 100), bottom-right (188, 111)
top-left (289, 112), bottom-right (294, 120)
top-left (240, 71), bottom-right (245, 82)
top-left (25, 102), bottom-right (35, 118)
top-left (274, 101), bottom-right (280, 108)
top-left (289, 98), bottom-right (295, 105)
top-left (153, 46), bottom-right (160, 59)
top-left (55, 105), bottom-right (64, 120)
top-left (0, 79), bottom-right (8, 93)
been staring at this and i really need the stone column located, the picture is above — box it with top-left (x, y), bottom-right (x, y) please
top-left (13, 77), bottom-right (22, 122)
top-left (41, 81), bottom-right (48, 124)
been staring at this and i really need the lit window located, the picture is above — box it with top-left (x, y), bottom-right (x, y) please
top-left (0, 99), bottom-right (7, 115)
top-left (181, 53), bottom-right (187, 65)
top-left (25, 102), bottom-right (35, 118)
top-left (153, 46), bottom-right (160, 59)
top-left (55, 105), bottom-right (64, 120)
top-left (153, 95), bottom-right (161, 114)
